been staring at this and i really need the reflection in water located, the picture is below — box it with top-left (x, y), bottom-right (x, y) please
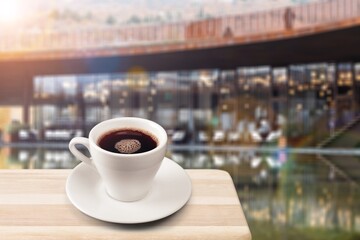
top-left (0, 147), bottom-right (359, 239)
top-left (0, 147), bottom-right (79, 169)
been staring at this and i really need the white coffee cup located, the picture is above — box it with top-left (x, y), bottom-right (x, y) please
top-left (69, 117), bottom-right (167, 202)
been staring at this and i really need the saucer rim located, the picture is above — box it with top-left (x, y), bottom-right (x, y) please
top-left (65, 157), bottom-right (192, 224)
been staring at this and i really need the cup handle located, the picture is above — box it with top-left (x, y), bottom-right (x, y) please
top-left (69, 137), bottom-right (94, 167)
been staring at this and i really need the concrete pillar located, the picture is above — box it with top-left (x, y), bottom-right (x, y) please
top-left (333, 63), bottom-right (339, 128)
top-left (22, 75), bottom-right (33, 125)
top-left (351, 63), bottom-right (359, 115)
top-left (268, 67), bottom-right (275, 124)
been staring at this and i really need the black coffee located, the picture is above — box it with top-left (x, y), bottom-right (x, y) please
top-left (98, 129), bottom-right (158, 154)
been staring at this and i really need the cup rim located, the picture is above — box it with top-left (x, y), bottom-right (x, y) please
top-left (88, 117), bottom-right (167, 157)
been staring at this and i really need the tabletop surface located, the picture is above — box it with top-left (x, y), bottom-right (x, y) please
top-left (0, 169), bottom-right (251, 240)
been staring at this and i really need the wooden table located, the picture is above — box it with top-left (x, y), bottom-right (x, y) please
top-left (0, 169), bottom-right (251, 240)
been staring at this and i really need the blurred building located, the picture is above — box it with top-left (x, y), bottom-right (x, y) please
top-left (0, 0), bottom-right (359, 147)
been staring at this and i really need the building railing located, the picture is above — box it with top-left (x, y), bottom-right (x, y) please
top-left (0, 0), bottom-right (359, 53)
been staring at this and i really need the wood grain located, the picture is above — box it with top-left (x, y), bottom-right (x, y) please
top-left (0, 169), bottom-right (251, 240)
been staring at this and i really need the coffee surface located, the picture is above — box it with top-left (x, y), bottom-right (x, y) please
top-left (98, 129), bottom-right (157, 154)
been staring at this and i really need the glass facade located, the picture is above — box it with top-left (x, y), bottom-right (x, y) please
top-left (28, 62), bottom-right (360, 148)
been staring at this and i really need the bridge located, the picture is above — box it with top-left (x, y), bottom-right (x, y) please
top-left (0, 0), bottom-right (359, 61)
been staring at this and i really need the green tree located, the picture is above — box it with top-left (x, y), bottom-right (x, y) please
top-left (127, 15), bottom-right (141, 24)
top-left (197, 8), bottom-right (205, 19)
top-left (166, 11), bottom-right (172, 21)
top-left (106, 15), bottom-right (116, 25)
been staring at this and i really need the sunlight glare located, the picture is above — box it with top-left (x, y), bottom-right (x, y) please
top-left (0, 0), bottom-right (21, 23)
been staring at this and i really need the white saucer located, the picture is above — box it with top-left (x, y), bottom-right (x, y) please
top-left (66, 157), bottom-right (192, 224)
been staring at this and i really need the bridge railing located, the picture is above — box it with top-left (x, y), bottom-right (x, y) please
top-left (0, 0), bottom-right (359, 53)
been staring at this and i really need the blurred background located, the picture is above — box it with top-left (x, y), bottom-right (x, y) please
top-left (0, 0), bottom-right (360, 239)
